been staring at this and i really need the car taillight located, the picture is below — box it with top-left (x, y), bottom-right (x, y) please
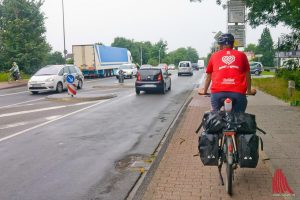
top-left (157, 73), bottom-right (162, 81)
top-left (137, 72), bottom-right (141, 81)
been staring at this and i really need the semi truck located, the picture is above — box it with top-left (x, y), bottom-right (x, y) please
top-left (72, 44), bottom-right (132, 78)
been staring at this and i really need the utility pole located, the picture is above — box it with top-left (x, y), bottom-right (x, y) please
top-left (62, 0), bottom-right (67, 63)
top-left (140, 46), bottom-right (143, 66)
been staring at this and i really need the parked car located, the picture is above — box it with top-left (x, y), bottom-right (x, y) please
top-left (168, 64), bottom-right (175, 70)
top-left (135, 67), bottom-right (171, 95)
top-left (28, 65), bottom-right (84, 94)
top-left (115, 64), bottom-right (137, 79)
top-left (178, 61), bottom-right (193, 76)
top-left (250, 62), bottom-right (264, 75)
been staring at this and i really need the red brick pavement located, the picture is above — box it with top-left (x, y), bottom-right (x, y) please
top-left (142, 92), bottom-right (279, 200)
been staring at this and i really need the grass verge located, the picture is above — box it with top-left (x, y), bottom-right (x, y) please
top-left (252, 77), bottom-right (300, 106)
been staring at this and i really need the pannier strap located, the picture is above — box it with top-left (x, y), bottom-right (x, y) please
top-left (195, 121), bottom-right (203, 134)
top-left (259, 136), bottom-right (264, 151)
top-left (256, 127), bottom-right (266, 135)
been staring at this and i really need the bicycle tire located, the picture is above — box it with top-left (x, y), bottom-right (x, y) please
top-left (225, 137), bottom-right (233, 195)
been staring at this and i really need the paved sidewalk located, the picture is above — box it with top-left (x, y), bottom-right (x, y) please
top-left (141, 90), bottom-right (299, 200)
top-left (0, 80), bottom-right (27, 90)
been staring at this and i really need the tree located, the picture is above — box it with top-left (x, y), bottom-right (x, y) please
top-left (0, 0), bottom-right (50, 74)
top-left (244, 43), bottom-right (257, 53)
top-left (256, 28), bottom-right (275, 67)
top-left (46, 51), bottom-right (64, 65)
top-left (165, 47), bottom-right (199, 66)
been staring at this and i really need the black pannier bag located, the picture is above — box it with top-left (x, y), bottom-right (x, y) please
top-left (232, 113), bottom-right (257, 134)
top-left (202, 111), bottom-right (225, 133)
top-left (198, 132), bottom-right (219, 166)
top-left (238, 134), bottom-right (259, 168)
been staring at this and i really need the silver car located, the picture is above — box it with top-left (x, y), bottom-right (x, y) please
top-left (28, 65), bottom-right (84, 94)
top-left (178, 61), bottom-right (193, 76)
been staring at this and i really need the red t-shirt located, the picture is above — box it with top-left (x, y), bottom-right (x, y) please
top-left (206, 48), bottom-right (250, 94)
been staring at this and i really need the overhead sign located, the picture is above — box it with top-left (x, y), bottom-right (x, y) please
top-left (228, 1), bottom-right (245, 23)
top-left (66, 74), bottom-right (75, 84)
top-left (228, 25), bottom-right (245, 47)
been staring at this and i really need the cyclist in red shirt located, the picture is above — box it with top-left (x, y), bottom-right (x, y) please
top-left (198, 33), bottom-right (256, 112)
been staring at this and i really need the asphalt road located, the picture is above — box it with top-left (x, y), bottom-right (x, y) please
top-left (0, 70), bottom-right (204, 200)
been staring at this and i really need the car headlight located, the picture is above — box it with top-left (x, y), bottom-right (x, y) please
top-left (45, 78), bottom-right (55, 82)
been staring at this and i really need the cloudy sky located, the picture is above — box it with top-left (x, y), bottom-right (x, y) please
top-left (41, 0), bottom-right (291, 57)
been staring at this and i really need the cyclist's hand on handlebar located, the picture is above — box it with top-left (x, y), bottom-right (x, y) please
top-left (247, 88), bottom-right (257, 95)
top-left (198, 88), bottom-right (208, 95)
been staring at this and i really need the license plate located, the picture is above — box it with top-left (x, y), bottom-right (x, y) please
top-left (143, 84), bottom-right (156, 88)
top-left (32, 84), bottom-right (42, 87)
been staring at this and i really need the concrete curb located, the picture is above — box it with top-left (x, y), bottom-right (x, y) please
top-left (46, 93), bottom-right (117, 102)
top-left (0, 81), bottom-right (27, 90)
top-left (127, 89), bottom-right (196, 200)
top-left (93, 84), bottom-right (134, 89)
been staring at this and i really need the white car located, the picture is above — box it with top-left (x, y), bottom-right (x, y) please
top-left (115, 64), bottom-right (137, 79)
top-left (28, 65), bottom-right (84, 94)
top-left (178, 61), bottom-right (193, 76)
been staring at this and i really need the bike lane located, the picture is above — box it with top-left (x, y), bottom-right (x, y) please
top-left (139, 90), bottom-right (289, 200)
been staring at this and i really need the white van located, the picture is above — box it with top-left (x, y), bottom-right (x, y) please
top-left (178, 61), bottom-right (193, 76)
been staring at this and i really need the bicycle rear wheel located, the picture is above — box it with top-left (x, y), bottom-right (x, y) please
top-left (225, 137), bottom-right (233, 195)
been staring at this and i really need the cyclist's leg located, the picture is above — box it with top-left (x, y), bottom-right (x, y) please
top-left (227, 92), bottom-right (247, 112)
top-left (211, 92), bottom-right (226, 111)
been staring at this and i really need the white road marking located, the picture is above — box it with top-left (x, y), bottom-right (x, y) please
top-left (45, 115), bottom-right (62, 120)
top-left (0, 98), bottom-right (44, 109)
top-left (0, 122), bottom-right (28, 130)
top-left (0, 106), bottom-right (66, 118)
top-left (0, 100), bottom-right (109, 142)
top-left (0, 91), bottom-right (28, 97)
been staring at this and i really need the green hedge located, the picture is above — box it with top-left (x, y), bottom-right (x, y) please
top-left (276, 68), bottom-right (300, 90)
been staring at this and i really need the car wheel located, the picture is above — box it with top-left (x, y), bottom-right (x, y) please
top-left (190, 72), bottom-right (193, 76)
top-left (168, 82), bottom-right (171, 91)
top-left (77, 79), bottom-right (83, 89)
top-left (136, 89), bottom-right (140, 95)
top-left (116, 76), bottom-right (119, 79)
top-left (56, 82), bottom-right (63, 93)
top-left (255, 70), bottom-right (260, 76)
top-left (162, 84), bottom-right (166, 94)
top-left (31, 91), bottom-right (38, 94)
top-left (130, 75), bottom-right (133, 79)
top-left (178, 73), bottom-right (180, 76)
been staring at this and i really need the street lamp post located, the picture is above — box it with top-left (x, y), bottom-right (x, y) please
top-left (158, 45), bottom-right (163, 64)
top-left (140, 46), bottom-right (143, 66)
top-left (62, 0), bottom-right (67, 63)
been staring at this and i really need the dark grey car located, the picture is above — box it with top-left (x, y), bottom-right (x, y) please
top-left (135, 67), bottom-right (171, 95)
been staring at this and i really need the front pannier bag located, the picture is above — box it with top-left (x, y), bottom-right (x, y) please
top-left (238, 134), bottom-right (259, 168)
top-left (198, 132), bottom-right (219, 166)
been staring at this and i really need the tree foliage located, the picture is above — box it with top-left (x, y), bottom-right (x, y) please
top-left (0, 0), bottom-right (50, 74)
top-left (256, 28), bottom-right (275, 67)
top-left (244, 43), bottom-right (257, 53)
top-left (46, 51), bottom-right (65, 65)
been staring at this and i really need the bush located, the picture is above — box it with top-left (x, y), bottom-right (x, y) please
top-left (276, 68), bottom-right (300, 90)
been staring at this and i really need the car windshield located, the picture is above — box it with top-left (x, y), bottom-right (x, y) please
top-left (250, 63), bottom-right (258, 69)
top-left (119, 65), bottom-right (132, 70)
top-left (34, 66), bottom-right (61, 76)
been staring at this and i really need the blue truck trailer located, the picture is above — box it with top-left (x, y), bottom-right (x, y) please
top-left (72, 44), bottom-right (132, 78)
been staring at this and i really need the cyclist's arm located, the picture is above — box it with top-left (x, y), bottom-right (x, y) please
top-left (198, 73), bottom-right (211, 94)
top-left (246, 71), bottom-right (257, 95)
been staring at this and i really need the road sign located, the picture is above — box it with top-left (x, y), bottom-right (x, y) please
top-left (214, 31), bottom-right (223, 41)
top-left (228, 1), bottom-right (245, 23)
top-left (228, 25), bottom-right (245, 47)
top-left (66, 74), bottom-right (75, 84)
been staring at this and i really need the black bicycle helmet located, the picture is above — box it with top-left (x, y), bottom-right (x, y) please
top-left (217, 33), bottom-right (235, 45)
